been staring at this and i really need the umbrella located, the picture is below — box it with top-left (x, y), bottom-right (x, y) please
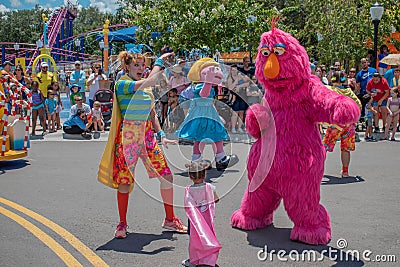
top-left (380, 54), bottom-right (400, 66)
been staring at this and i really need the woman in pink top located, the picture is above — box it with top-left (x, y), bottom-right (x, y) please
top-left (169, 65), bottom-right (190, 95)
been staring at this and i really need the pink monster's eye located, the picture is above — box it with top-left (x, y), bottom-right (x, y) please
top-left (273, 47), bottom-right (286, 56)
top-left (260, 48), bottom-right (271, 57)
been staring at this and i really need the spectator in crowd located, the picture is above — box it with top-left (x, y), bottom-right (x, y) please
top-left (378, 45), bottom-right (389, 76)
top-left (382, 88), bottom-right (399, 141)
top-left (116, 68), bottom-right (125, 81)
top-left (91, 101), bottom-right (105, 132)
top-left (310, 62), bottom-right (316, 75)
top-left (69, 61), bottom-right (87, 103)
top-left (63, 108), bottom-right (92, 138)
top-left (156, 77), bottom-right (170, 127)
top-left (384, 64), bottom-right (398, 83)
top-left (30, 81), bottom-right (46, 135)
top-left (50, 81), bottom-right (63, 130)
top-left (366, 72), bottom-right (390, 133)
top-left (246, 75), bottom-right (262, 106)
top-left (238, 56), bottom-right (255, 78)
top-left (87, 63), bottom-right (107, 108)
top-left (177, 58), bottom-right (190, 77)
top-left (347, 67), bottom-right (358, 93)
top-left (2, 61), bottom-right (13, 75)
top-left (1, 61), bottom-right (15, 114)
top-left (169, 65), bottom-right (190, 95)
top-left (224, 64), bottom-right (249, 133)
top-left (167, 88), bottom-right (183, 131)
top-left (367, 49), bottom-right (375, 67)
top-left (356, 58), bottom-right (377, 119)
top-left (13, 64), bottom-right (30, 89)
top-left (45, 89), bottom-right (58, 132)
top-left (388, 67), bottom-right (399, 89)
top-left (327, 60), bottom-right (341, 84)
top-left (58, 69), bottom-right (67, 96)
top-left (363, 94), bottom-right (377, 141)
top-left (70, 84), bottom-right (83, 106)
top-left (315, 65), bottom-right (329, 85)
top-left (70, 95), bottom-right (91, 116)
top-left (179, 83), bottom-right (194, 117)
top-left (35, 62), bottom-right (57, 98)
top-left (13, 64), bottom-right (30, 104)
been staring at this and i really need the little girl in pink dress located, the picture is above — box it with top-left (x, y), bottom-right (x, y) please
top-left (183, 162), bottom-right (221, 267)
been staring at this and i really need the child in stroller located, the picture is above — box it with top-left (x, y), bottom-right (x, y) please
top-left (93, 89), bottom-right (113, 130)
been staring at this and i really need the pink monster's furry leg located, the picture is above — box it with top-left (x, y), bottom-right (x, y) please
top-left (231, 188), bottom-right (281, 230)
top-left (284, 179), bottom-right (331, 245)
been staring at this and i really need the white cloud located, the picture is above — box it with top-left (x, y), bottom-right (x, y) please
top-left (89, 0), bottom-right (119, 14)
top-left (0, 4), bottom-right (10, 13)
top-left (10, 0), bottom-right (22, 8)
top-left (25, 0), bottom-right (38, 4)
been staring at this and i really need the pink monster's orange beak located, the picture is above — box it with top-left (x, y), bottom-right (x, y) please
top-left (264, 53), bottom-right (280, 79)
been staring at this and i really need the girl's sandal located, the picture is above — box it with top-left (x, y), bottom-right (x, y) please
top-left (341, 172), bottom-right (349, 178)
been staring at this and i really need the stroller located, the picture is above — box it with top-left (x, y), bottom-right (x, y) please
top-left (93, 89), bottom-right (113, 130)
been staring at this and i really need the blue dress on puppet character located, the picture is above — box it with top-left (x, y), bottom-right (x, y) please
top-left (176, 83), bottom-right (227, 143)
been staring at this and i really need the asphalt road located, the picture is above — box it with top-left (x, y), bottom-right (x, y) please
top-left (0, 139), bottom-right (399, 267)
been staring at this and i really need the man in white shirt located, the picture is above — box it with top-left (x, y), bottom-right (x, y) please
top-left (70, 95), bottom-right (91, 116)
top-left (87, 63), bottom-right (107, 108)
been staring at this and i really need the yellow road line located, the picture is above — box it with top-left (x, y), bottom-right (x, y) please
top-left (0, 206), bottom-right (82, 267)
top-left (0, 197), bottom-right (109, 267)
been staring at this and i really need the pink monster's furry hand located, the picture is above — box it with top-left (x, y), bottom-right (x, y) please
top-left (245, 104), bottom-right (271, 139)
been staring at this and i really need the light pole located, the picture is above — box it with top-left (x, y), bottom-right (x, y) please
top-left (246, 15), bottom-right (256, 64)
top-left (99, 40), bottom-right (105, 70)
top-left (370, 2), bottom-right (384, 69)
top-left (13, 43), bottom-right (20, 64)
top-left (75, 38), bottom-right (80, 61)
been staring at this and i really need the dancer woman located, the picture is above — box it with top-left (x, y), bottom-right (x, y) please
top-left (98, 50), bottom-right (187, 238)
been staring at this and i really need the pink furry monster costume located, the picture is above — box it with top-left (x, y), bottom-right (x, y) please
top-left (230, 25), bottom-right (360, 245)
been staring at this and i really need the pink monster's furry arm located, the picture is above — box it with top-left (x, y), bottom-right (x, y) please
top-left (309, 76), bottom-right (360, 125)
top-left (245, 104), bottom-right (271, 139)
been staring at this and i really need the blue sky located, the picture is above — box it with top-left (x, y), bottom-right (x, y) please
top-left (0, 0), bottom-right (120, 14)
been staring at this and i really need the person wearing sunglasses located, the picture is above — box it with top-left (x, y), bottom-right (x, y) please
top-left (63, 109), bottom-right (92, 138)
top-left (70, 95), bottom-right (91, 117)
top-left (87, 63), bottom-right (107, 108)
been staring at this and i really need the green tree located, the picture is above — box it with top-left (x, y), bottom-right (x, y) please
top-left (300, 0), bottom-right (400, 68)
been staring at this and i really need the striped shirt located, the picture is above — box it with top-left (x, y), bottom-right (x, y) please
top-left (116, 75), bottom-right (154, 121)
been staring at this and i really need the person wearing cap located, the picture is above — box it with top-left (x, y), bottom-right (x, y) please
top-left (35, 61), bottom-right (57, 98)
top-left (169, 64), bottom-right (190, 95)
top-left (69, 61), bottom-right (87, 103)
top-left (69, 83), bottom-right (83, 105)
top-left (366, 72), bottom-right (391, 133)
